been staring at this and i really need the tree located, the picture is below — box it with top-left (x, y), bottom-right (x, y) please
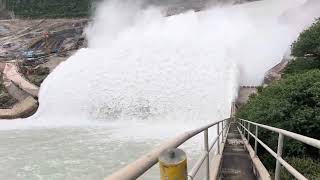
top-left (237, 70), bottom-right (320, 158)
top-left (291, 20), bottom-right (320, 57)
top-left (6, 0), bottom-right (93, 18)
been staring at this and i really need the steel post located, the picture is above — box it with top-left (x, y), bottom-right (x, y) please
top-left (243, 121), bottom-right (245, 134)
top-left (242, 120), bottom-right (244, 133)
top-left (204, 129), bottom-right (209, 180)
top-left (240, 120), bottom-right (243, 134)
top-left (225, 120), bottom-right (228, 141)
top-left (243, 121), bottom-right (245, 135)
top-left (243, 121), bottom-right (246, 136)
top-left (255, 125), bottom-right (258, 154)
top-left (222, 121), bottom-right (224, 141)
top-left (247, 123), bottom-right (250, 142)
top-left (275, 133), bottom-right (284, 180)
top-left (217, 123), bottom-right (220, 154)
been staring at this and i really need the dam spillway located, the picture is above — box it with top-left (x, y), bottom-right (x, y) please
top-left (0, 0), bottom-right (319, 179)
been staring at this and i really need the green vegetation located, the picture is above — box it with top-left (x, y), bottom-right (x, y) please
top-left (0, 76), bottom-right (17, 108)
top-left (282, 57), bottom-right (320, 76)
top-left (280, 157), bottom-right (320, 180)
top-left (20, 66), bottom-right (50, 86)
top-left (6, 0), bottom-right (94, 18)
top-left (238, 70), bottom-right (320, 155)
top-left (27, 67), bottom-right (50, 86)
top-left (292, 19), bottom-right (320, 57)
top-left (237, 19), bottom-right (320, 179)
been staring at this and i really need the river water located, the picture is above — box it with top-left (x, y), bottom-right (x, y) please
top-left (0, 0), bottom-right (319, 179)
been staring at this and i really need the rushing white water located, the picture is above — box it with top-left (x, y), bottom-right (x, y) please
top-left (0, 0), bottom-right (319, 179)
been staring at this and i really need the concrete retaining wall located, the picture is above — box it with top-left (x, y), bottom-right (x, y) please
top-left (0, 62), bottom-right (39, 119)
top-left (3, 63), bottom-right (39, 97)
top-left (3, 80), bottom-right (29, 101)
top-left (237, 86), bottom-right (258, 106)
top-left (0, 96), bottom-right (38, 119)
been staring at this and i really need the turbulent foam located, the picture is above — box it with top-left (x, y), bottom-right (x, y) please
top-left (2, 0), bottom-right (320, 130)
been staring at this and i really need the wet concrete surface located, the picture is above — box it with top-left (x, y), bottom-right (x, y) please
top-left (220, 122), bottom-right (256, 180)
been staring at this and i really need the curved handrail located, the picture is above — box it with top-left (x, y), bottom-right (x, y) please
top-left (238, 118), bottom-right (320, 180)
top-left (239, 119), bottom-right (320, 149)
top-left (105, 118), bottom-right (230, 180)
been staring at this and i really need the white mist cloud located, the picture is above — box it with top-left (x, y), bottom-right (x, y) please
top-left (86, 0), bottom-right (319, 85)
top-left (7, 0), bottom-right (320, 128)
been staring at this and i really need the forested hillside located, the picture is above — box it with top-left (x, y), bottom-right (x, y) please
top-left (237, 19), bottom-right (320, 179)
top-left (5, 0), bottom-right (93, 18)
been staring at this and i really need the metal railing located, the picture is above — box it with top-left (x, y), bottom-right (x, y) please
top-left (106, 118), bottom-right (231, 180)
top-left (238, 118), bottom-right (320, 180)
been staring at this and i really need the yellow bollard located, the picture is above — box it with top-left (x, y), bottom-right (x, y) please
top-left (159, 148), bottom-right (187, 180)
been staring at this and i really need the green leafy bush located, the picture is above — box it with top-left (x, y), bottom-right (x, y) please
top-left (0, 76), bottom-right (17, 108)
top-left (238, 18), bottom-right (320, 179)
top-left (237, 70), bottom-right (320, 176)
top-left (280, 157), bottom-right (320, 180)
top-left (27, 67), bottom-right (50, 86)
top-left (291, 20), bottom-right (320, 57)
top-left (282, 57), bottom-right (320, 76)
top-left (237, 70), bottom-right (320, 158)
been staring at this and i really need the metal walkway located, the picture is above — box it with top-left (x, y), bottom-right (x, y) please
top-left (106, 118), bottom-right (320, 180)
top-left (219, 122), bottom-right (256, 180)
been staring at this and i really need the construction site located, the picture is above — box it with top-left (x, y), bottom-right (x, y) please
top-left (0, 16), bottom-right (88, 118)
